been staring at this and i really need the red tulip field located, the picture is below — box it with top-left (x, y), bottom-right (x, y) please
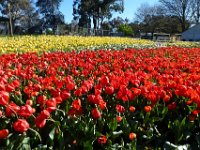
top-left (0, 47), bottom-right (200, 149)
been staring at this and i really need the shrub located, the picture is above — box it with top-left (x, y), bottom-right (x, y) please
top-left (118, 24), bottom-right (133, 36)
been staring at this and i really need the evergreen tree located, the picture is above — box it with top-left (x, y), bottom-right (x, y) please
top-left (73, 0), bottom-right (124, 29)
top-left (0, 0), bottom-right (34, 35)
top-left (36, 0), bottom-right (64, 33)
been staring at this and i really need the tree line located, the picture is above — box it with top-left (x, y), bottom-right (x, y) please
top-left (0, 0), bottom-right (64, 35)
top-left (0, 0), bottom-right (199, 36)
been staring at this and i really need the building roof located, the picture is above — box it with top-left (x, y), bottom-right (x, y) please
top-left (182, 24), bottom-right (200, 35)
top-left (181, 24), bottom-right (200, 41)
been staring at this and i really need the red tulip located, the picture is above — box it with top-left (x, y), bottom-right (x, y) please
top-left (13, 119), bottom-right (30, 133)
top-left (72, 99), bottom-right (81, 111)
top-left (116, 116), bottom-right (123, 122)
top-left (35, 116), bottom-right (47, 128)
top-left (97, 135), bottom-right (107, 144)
top-left (18, 105), bottom-right (34, 118)
top-left (129, 132), bottom-right (137, 140)
top-left (6, 102), bottom-right (20, 117)
top-left (35, 110), bottom-right (50, 128)
top-left (115, 105), bottom-right (125, 113)
top-left (144, 105), bottom-right (152, 113)
top-left (168, 102), bottom-right (177, 110)
top-left (0, 129), bottom-right (9, 139)
top-left (91, 108), bottom-right (101, 119)
top-left (105, 86), bottom-right (114, 95)
top-left (129, 106), bottom-right (136, 113)
top-left (0, 91), bottom-right (9, 106)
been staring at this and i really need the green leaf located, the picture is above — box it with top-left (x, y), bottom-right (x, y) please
top-left (16, 137), bottom-right (31, 150)
top-left (32, 144), bottom-right (48, 150)
top-left (108, 119), bottom-right (118, 131)
top-left (163, 141), bottom-right (177, 149)
top-left (83, 141), bottom-right (93, 150)
top-left (161, 107), bottom-right (168, 118)
top-left (180, 117), bottom-right (186, 127)
top-left (49, 127), bottom-right (56, 141)
top-left (195, 134), bottom-right (200, 147)
top-left (112, 130), bottom-right (123, 138)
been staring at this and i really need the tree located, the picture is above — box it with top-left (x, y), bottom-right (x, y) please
top-left (191, 0), bottom-right (200, 24)
top-left (159, 0), bottom-right (191, 31)
top-left (135, 3), bottom-right (166, 38)
top-left (19, 0), bottom-right (40, 30)
top-left (73, 0), bottom-right (124, 30)
top-left (134, 3), bottom-right (184, 39)
top-left (0, 0), bottom-right (34, 35)
top-left (109, 16), bottom-right (125, 28)
top-left (36, 0), bottom-right (64, 34)
top-left (118, 24), bottom-right (133, 36)
top-left (129, 21), bottom-right (141, 37)
top-left (135, 3), bottom-right (165, 23)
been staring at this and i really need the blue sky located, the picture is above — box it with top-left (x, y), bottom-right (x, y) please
top-left (60, 0), bottom-right (159, 23)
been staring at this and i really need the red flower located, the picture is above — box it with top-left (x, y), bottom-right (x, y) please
top-left (65, 76), bottom-right (75, 91)
top-left (116, 116), bottom-right (123, 122)
top-left (129, 106), bottom-right (136, 113)
top-left (129, 132), bottom-right (137, 140)
top-left (61, 90), bottom-right (71, 100)
top-left (0, 129), bottom-right (9, 139)
top-left (26, 99), bottom-right (33, 106)
top-left (6, 83), bottom-right (15, 92)
top-left (72, 99), bottom-right (81, 111)
top-left (13, 119), bottom-right (30, 133)
top-left (74, 89), bottom-right (82, 97)
top-left (35, 110), bottom-right (50, 128)
top-left (54, 96), bottom-right (63, 104)
top-left (192, 109), bottom-right (200, 116)
top-left (100, 76), bottom-right (109, 86)
top-left (35, 116), bottom-right (47, 128)
top-left (91, 108), bottom-right (101, 119)
top-left (115, 105), bottom-right (125, 113)
top-left (0, 83), bottom-right (5, 91)
top-left (18, 105), bottom-right (34, 118)
top-left (105, 86), bottom-right (114, 95)
top-left (163, 95), bottom-right (170, 102)
top-left (0, 91), bottom-right (9, 106)
top-left (97, 135), bottom-right (107, 144)
top-left (144, 105), bottom-right (152, 113)
top-left (99, 100), bottom-right (107, 110)
top-left (37, 95), bottom-right (47, 106)
top-left (12, 79), bottom-right (20, 88)
top-left (46, 99), bottom-right (57, 112)
top-left (51, 89), bottom-right (60, 97)
top-left (6, 102), bottom-right (20, 117)
top-left (68, 107), bottom-right (83, 117)
top-left (88, 94), bottom-right (103, 105)
top-left (40, 109), bottom-right (50, 118)
top-left (88, 95), bottom-right (95, 104)
top-left (168, 102), bottom-right (176, 110)
top-left (186, 100), bottom-right (193, 105)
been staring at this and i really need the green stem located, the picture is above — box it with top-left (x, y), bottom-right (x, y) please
top-left (29, 128), bottom-right (42, 142)
top-left (56, 108), bottom-right (66, 115)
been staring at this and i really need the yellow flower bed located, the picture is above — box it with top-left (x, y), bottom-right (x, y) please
top-left (166, 41), bottom-right (200, 47)
top-left (0, 35), bottom-right (154, 54)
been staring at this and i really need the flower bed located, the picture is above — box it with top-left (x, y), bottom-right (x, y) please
top-left (0, 36), bottom-right (154, 54)
top-left (0, 47), bottom-right (200, 149)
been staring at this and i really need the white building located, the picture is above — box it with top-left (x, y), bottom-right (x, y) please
top-left (181, 24), bottom-right (200, 41)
